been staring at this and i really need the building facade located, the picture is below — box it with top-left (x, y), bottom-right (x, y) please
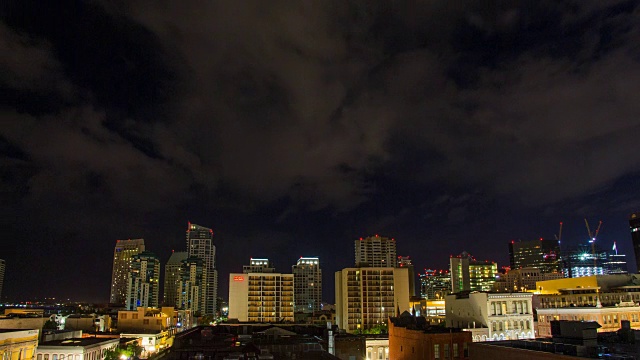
top-left (117, 307), bottom-right (173, 333)
top-left (355, 236), bottom-right (397, 267)
top-left (0, 259), bottom-right (4, 301)
top-left (445, 292), bottom-right (534, 341)
top-left (561, 244), bottom-right (608, 278)
top-left (397, 256), bottom-right (415, 297)
top-left (292, 257), bottom-right (322, 313)
top-left (408, 298), bottom-right (446, 325)
top-left (493, 267), bottom-right (563, 292)
top-left (631, 213), bottom-right (640, 272)
top-left (243, 258), bottom-right (275, 273)
top-left (419, 269), bottom-right (451, 300)
top-left (228, 271), bottom-right (294, 322)
top-left (177, 256), bottom-right (206, 314)
top-left (509, 239), bottom-right (561, 273)
top-left (126, 251), bottom-right (160, 310)
top-left (335, 267), bottom-right (409, 333)
top-left (110, 239), bottom-right (145, 305)
top-left (0, 329), bottom-right (39, 360)
top-left (389, 312), bottom-right (472, 360)
top-left (186, 223), bottom-right (218, 315)
top-left (36, 338), bottom-right (118, 360)
top-left (163, 251), bottom-right (188, 306)
top-left (450, 252), bottom-right (498, 293)
top-left (536, 275), bottom-right (640, 336)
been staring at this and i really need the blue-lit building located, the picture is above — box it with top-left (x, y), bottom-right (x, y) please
top-left (562, 243), bottom-right (627, 278)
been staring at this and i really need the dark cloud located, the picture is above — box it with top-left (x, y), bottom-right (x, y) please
top-left (1, 0), bottom-right (640, 301)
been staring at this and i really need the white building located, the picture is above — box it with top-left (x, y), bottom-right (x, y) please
top-left (36, 338), bottom-right (118, 360)
top-left (228, 272), bottom-right (294, 322)
top-left (335, 267), bottom-right (409, 333)
top-left (445, 292), bottom-right (534, 342)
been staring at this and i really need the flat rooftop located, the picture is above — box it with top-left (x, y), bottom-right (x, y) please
top-left (39, 338), bottom-right (118, 347)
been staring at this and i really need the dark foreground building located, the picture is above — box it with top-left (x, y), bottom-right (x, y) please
top-left (631, 213), bottom-right (640, 272)
top-left (389, 311), bottom-right (472, 360)
top-left (166, 325), bottom-right (344, 360)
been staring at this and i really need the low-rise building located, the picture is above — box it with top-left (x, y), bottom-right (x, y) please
top-left (389, 312), bottom-right (472, 360)
top-left (117, 307), bottom-right (174, 333)
top-left (63, 316), bottom-right (95, 332)
top-left (119, 331), bottom-right (170, 356)
top-left (0, 316), bottom-right (48, 339)
top-left (0, 329), bottom-right (39, 360)
top-left (445, 292), bottom-right (534, 341)
top-left (364, 335), bottom-right (389, 360)
top-left (408, 298), bottom-right (446, 325)
top-left (536, 275), bottom-right (640, 336)
top-left (35, 338), bottom-right (118, 360)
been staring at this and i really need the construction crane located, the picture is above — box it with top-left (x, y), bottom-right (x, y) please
top-left (585, 219), bottom-right (603, 267)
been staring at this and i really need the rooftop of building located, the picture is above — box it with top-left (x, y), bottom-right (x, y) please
top-left (449, 291), bottom-right (532, 299)
top-left (390, 311), bottom-right (466, 333)
top-left (0, 329), bottom-right (39, 333)
top-left (39, 338), bottom-right (118, 347)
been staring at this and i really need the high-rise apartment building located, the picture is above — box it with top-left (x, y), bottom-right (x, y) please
top-left (0, 259), bottom-right (5, 300)
top-left (631, 213), bottom-right (640, 272)
top-left (163, 251), bottom-right (188, 306)
top-left (509, 239), bottom-right (561, 273)
top-left (355, 235), bottom-right (396, 267)
top-left (186, 223), bottom-right (218, 315)
top-left (126, 251), bottom-right (160, 310)
top-left (229, 259), bottom-right (294, 322)
top-left (335, 267), bottom-right (409, 333)
top-left (110, 239), bottom-right (145, 305)
top-left (419, 269), bottom-right (451, 299)
top-left (397, 256), bottom-right (415, 297)
top-left (450, 252), bottom-right (497, 293)
top-left (177, 256), bottom-right (206, 314)
top-left (243, 258), bottom-right (275, 273)
top-left (292, 257), bottom-right (322, 313)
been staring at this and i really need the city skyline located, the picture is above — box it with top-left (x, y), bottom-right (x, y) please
top-left (2, 2), bottom-right (640, 303)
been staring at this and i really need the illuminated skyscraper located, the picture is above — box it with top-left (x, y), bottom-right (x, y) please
top-left (186, 223), bottom-right (218, 315)
top-left (355, 235), bottom-right (396, 267)
top-left (110, 239), bottom-right (145, 305)
top-left (631, 213), bottom-right (640, 272)
top-left (163, 251), bottom-right (188, 306)
top-left (126, 251), bottom-right (160, 310)
top-left (419, 269), bottom-right (450, 299)
top-left (177, 256), bottom-right (206, 314)
top-left (292, 257), bottom-right (322, 313)
top-left (509, 239), bottom-right (561, 273)
top-left (0, 259), bottom-right (5, 300)
top-left (450, 252), bottom-right (497, 293)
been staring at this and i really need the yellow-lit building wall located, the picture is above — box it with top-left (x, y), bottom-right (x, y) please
top-left (536, 276), bottom-right (599, 294)
top-left (0, 329), bottom-right (39, 360)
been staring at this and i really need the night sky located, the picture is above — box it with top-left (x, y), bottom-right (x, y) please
top-left (2, 1), bottom-right (640, 304)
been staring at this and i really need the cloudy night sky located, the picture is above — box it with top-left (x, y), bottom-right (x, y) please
top-left (1, 1), bottom-right (640, 303)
